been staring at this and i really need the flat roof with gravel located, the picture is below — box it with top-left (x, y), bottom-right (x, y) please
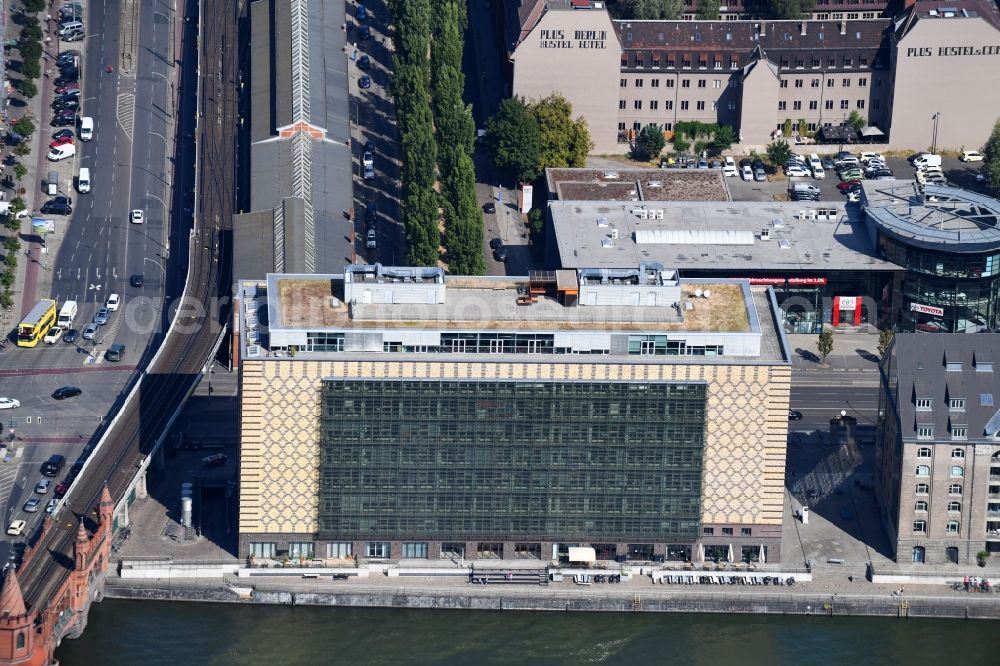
top-left (546, 168), bottom-right (731, 202)
top-left (551, 200), bottom-right (899, 272)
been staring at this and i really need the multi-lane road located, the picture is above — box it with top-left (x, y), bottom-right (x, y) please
top-left (0, 0), bottom-right (187, 569)
top-left (16, 0), bottom-right (234, 610)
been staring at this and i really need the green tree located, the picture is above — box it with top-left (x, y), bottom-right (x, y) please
top-left (531, 94), bottom-right (591, 171)
top-left (817, 326), bottom-right (834, 365)
top-left (18, 79), bottom-right (37, 99)
top-left (616, 0), bottom-right (685, 19)
top-left (23, 0), bottom-right (46, 12)
top-left (695, 0), bottom-right (720, 20)
top-left (782, 119), bottom-right (792, 138)
top-left (743, 0), bottom-right (816, 19)
top-left (20, 18), bottom-right (42, 43)
top-left (13, 141), bottom-right (31, 158)
top-left (18, 40), bottom-right (41, 63)
top-left (0, 289), bottom-right (14, 311)
top-left (633, 124), bottom-right (665, 162)
top-left (528, 208), bottom-right (544, 238)
top-left (846, 110), bottom-right (866, 134)
top-left (486, 97), bottom-right (542, 182)
top-left (13, 164), bottom-right (27, 182)
top-left (0, 269), bottom-right (14, 290)
top-left (710, 125), bottom-right (736, 155)
top-left (2, 236), bottom-right (19, 255)
top-left (673, 135), bottom-right (690, 153)
top-left (877, 329), bottom-right (895, 358)
top-left (766, 139), bottom-right (792, 166)
top-left (11, 115), bottom-right (34, 138)
top-left (980, 118), bottom-right (1000, 194)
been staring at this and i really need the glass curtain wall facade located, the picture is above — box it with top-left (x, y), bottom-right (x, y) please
top-left (318, 379), bottom-right (708, 544)
top-left (879, 236), bottom-right (1000, 333)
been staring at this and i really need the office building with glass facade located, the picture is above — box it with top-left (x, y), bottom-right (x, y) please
top-left (863, 181), bottom-right (1000, 334)
top-left (237, 265), bottom-right (792, 564)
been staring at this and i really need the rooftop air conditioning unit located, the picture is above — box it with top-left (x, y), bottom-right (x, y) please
top-left (596, 217), bottom-right (609, 227)
top-left (603, 171), bottom-right (619, 179)
top-left (648, 181), bottom-right (662, 188)
top-left (601, 239), bottom-right (613, 248)
top-left (761, 227), bottom-right (771, 240)
top-left (610, 227), bottom-right (619, 239)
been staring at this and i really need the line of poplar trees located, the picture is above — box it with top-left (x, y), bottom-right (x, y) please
top-left (389, 0), bottom-right (483, 273)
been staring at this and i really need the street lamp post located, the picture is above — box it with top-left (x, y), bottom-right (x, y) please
top-left (931, 113), bottom-right (940, 154)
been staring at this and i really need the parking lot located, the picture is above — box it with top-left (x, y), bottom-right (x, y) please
top-left (725, 150), bottom-right (992, 203)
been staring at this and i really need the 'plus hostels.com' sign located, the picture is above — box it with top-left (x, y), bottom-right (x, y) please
top-left (906, 45), bottom-right (1000, 57)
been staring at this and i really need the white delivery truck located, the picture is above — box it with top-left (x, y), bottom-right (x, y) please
top-left (57, 300), bottom-right (78, 328)
top-left (79, 117), bottom-right (94, 141)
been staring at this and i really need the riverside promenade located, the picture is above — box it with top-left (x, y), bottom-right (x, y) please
top-left (103, 565), bottom-right (1000, 620)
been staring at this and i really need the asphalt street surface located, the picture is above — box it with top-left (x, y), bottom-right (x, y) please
top-left (1, 0), bottom-right (191, 579)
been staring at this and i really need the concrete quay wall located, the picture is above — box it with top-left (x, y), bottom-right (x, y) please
top-left (103, 582), bottom-right (1000, 620)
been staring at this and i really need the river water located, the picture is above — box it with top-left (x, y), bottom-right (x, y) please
top-left (55, 600), bottom-right (994, 665)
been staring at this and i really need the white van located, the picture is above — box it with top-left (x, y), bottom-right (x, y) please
top-left (57, 300), bottom-right (78, 328)
top-left (58, 21), bottom-right (83, 37)
top-left (859, 151), bottom-right (884, 163)
top-left (79, 117), bottom-right (94, 141)
top-left (913, 154), bottom-right (942, 168)
top-left (808, 153), bottom-right (825, 179)
top-left (78, 168), bottom-right (91, 193)
top-left (47, 144), bottom-right (76, 161)
top-left (47, 170), bottom-right (59, 196)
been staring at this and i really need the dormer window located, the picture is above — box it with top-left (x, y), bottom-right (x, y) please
top-left (946, 361), bottom-right (962, 372)
top-left (949, 398), bottom-right (965, 411)
top-left (976, 360), bottom-right (993, 373)
top-left (916, 398), bottom-right (932, 411)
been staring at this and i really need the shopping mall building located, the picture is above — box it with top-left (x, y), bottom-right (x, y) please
top-left (236, 265), bottom-right (791, 564)
top-left (545, 171), bottom-right (1000, 334)
top-left (496, 0), bottom-right (1000, 152)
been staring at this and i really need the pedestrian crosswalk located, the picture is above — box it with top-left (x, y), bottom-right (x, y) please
top-left (0, 462), bottom-right (20, 518)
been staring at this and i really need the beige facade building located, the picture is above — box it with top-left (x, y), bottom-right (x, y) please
top-left (237, 266), bottom-right (791, 564)
top-left (509, 5), bottom-right (622, 152)
top-left (500, 0), bottom-right (1000, 152)
top-left (887, 6), bottom-right (1000, 151)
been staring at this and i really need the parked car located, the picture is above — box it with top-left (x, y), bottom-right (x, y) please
top-left (45, 499), bottom-right (58, 515)
top-left (51, 129), bottom-right (74, 141)
top-left (359, 75), bottom-right (371, 89)
top-left (357, 54), bottom-right (370, 70)
top-left (960, 150), bottom-right (984, 162)
top-left (359, 24), bottom-right (371, 40)
top-left (54, 481), bottom-right (69, 498)
top-left (51, 114), bottom-right (77, 128)
top-left (366, 228), bottom-right (376, 249)
top-left (821, 157), bottom-right (835, 170)
top-left (785, 165), bottom-right (810, 177)
top-left (741, 165), bottom-right (753, 181)
top-left (493, 245), bottom-right (509, 262)
top-left (53, 386), bottom-right (82, 400)
top-left (489, 237), bottom-right (503, 251)
top-left (366, 206), bottom-right (378, 226)
top-left (40, 201), bottom-right (72, 215)
top-left (49, 136), bottom-right (74, 149)
top-left (696, 159), bottom-right (708, 169)
top-left (753, 166), bottom-right (767, 182)
top-left (722, 157), bottom-right (738, 177)
top-left (0, 398), bottom-right (20, 410)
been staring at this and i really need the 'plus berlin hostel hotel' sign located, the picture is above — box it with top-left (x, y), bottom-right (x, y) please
top-left (539, 29), bottom-right (608, 49)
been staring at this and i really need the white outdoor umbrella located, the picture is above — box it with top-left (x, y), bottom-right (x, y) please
top-left (759, 544), bottom-right (766, 564)
top-left (697, 543), bottom-right (705, 562)
top-left (728, 543), bottom-right (735, 563)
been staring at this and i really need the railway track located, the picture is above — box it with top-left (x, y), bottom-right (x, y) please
top-left (19, 0), bottom-right (238, 610)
